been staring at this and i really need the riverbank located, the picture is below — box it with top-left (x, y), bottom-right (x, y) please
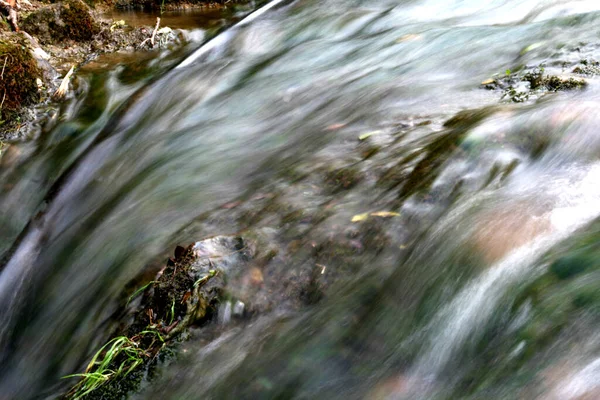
top-left (0, 0), bottom-right (251, 141)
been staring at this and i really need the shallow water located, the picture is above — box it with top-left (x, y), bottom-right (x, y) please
top-left (3, 0), bottom-right (600, 398)
top-left (105, 8), bottom-right (234, 30)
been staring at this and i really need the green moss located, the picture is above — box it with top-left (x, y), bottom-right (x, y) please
top-left (543, 75), bottom-right (587, 91)
top-left (0, 37), bottom-right (41, 128)
top-left (494, 63), bottom-right (588, 102)
top-left (60, 0), bottom-right (100, 41)
top-left (0, 18), bottom-right (10, 32)
top-left (523, 66), bottom-right (545, 90)
top-left (549, 253), bottom-right (595, 280)
top-left (21, 0), bottom-right (99, 44)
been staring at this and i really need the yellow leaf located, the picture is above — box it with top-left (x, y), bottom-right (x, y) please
top-left (358, 131), bottom-right (382, 140)
top-left (520, 42), bottom-right (543, 56)
top-left (370, 211), bottom-right (401, 218)
top-left (351, 213), bottom-right (369, 222)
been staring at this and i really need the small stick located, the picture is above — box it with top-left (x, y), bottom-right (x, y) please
top-left (140, 17), bottom-right (161, 48)
top-left (150, 17), bottom-right (160, 47)
top-left (1, 57), bottom-right (7, 80)
top-left (54, 65), bottom-right (75, 99)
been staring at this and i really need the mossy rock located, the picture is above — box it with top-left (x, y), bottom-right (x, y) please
top-left (22, 0), bottom-right (99, 44)
top-left (543, 75), bottom-right (587, 91)
top-left (0, 36), bottom-right (41, 127)
top-left (549, 253), bottom-right (595, 280)
top-left (572, 59), bottom-right (600, 76)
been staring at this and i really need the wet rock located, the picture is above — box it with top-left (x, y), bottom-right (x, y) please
top-left (66, 227), bottom-right (347, 398)
top-left (572, 59), bottom-right (600, 76)
top-left (483, 63), bottom-right (588, 103)
top-left (128, 235), bottom-right (254, 339)
top-left (66, 235), bottom-right (255, 399)
top-left (543, 75), bottom-right (587, 92)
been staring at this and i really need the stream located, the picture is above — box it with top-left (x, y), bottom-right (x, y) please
top-left (3, 0), bottom-right (600, 398)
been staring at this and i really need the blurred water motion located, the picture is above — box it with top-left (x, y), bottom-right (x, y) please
top-left (3, 0), bottom-right (600, 398)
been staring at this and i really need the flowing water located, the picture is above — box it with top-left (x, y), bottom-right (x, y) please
top-left (3, 0), bottom-right (600, 398)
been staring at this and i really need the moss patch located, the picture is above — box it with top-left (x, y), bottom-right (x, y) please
top-left (0, 36), bottom-right (41, 128)
top-left (482, 63), bottom-right (588, 103)
top-left (22, 0), bottom-right (99, 44)
top-left (60, 0), bottom-right (101, 41)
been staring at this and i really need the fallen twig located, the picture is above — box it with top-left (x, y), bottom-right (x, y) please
top-left (151, 17), bottom-right (160, 47)
top-left (1, 57), bottom-right (7, 80)
top-left (54, 65), bottom-right (75, 99)
top-left (140, 17), bottom-right (161, 48)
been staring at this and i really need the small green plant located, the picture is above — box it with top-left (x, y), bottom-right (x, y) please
top-left (505, 69), bottom-right (511, 76)
top-left (193, 269), bottom-right (218, 288)
top-left (63, 331), bottom-right (163, 399)
top-left (126, 281), bottom-right (158, 305)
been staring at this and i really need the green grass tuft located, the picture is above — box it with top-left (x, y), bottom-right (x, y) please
top-left (63, 331), bottom-right (164, 399)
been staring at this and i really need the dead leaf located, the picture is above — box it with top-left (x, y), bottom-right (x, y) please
top-left (249, 267), bottom-right (264, 284)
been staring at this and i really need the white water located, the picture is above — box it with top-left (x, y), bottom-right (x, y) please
top-left (403, 162), bottom-right (600, 396)
top-left (177, 0), bottom-right (290, 69)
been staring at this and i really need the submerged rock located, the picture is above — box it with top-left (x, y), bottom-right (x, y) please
top-left (65, 222), bottom-right (361, 399)
top-left (482, 63), bottom-right (589, 103)
top-left (65, 236), bottom-right (251, 399)
top-left (127, 235), bottom-right (253, 340)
